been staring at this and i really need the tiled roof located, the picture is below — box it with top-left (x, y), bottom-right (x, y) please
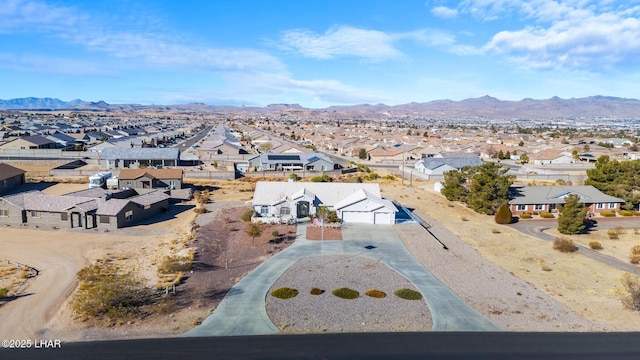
top-left (130, 190), bottom-right (170, 206)
top-left (416, 157), bottom-right (483, 170)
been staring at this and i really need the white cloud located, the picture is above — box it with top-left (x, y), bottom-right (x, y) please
top-left (431, 6), bottom-right (459, 18)
top-left (280, 26), bottom-right (404, 61)
top-left (0, 0), bottom-right (284, 73)
top-left (0, 53), bottom-right (112, 76)
top-left (482, 2), bottom-right (640, 70)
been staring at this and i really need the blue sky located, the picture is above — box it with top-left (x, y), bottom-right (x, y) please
top-left (1, 0), bottom-right (639, 108)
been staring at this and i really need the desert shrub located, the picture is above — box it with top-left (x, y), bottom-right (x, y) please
top-left (601, 211), bottom-right (616, 217)
top-left (157, 254), bottom-right (194, 274)
top-left (271, 287), bottom-right (299, 299)
top-left (193, 207), bottom-right (208, 214)
top-left (608, 227), bottom-right (625, 240)
top-left (553, 237), bottom-right (577, 252)
top-left (539, 260), bottom-right (552, 271)
top-left (364, 289), bottom-right (387, 298)
top-left (309, 288), bottom-right (324, 295)
top-left (326, 210), bottom-right (340, 223)
top-left (384, 174), bottom-right (396, 180)
top-left (539, 212), bottom-right (555, 218)
top-left (310, 175), bottom-right (332, 182)
top-left (619, 210), bottom-right (635, 216)
top-left (365, 172), bottom-right (379, 181)
top-left (0, 288), bottom-right (8, 298)
top-left (491, 228), bottom-right (501, 234)
top-left (494, 204), bottom-right (512, 224)
top-left (332, 287), bottom-right (359, 299)
top-left (629, 246), bottom-right (640, 264)
top-left (240, 209), bottom-right (255, 222)
top-left (589, 241), bottom-right (603, 250)
top-left (621, 273), bottom-right (640, 311)
top-left (461, 216), bottom-right (469, 221)
top-left (519, 213), bottom-right (532, 219)
top-left (394, 288), bottom-right (423, 300)
top-left (70, 263), bottom-right (151, 320)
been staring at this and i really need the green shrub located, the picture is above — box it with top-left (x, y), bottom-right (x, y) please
top-left (332, 287), bottom-right (359, 299)
top-left (619, 210), bottom-right (635, 216)
top-left (240, 209), bottom-right (255, 222)
top-left (364, 289), bottom-right (387, 298)
top-left (539, 212), bottom-right (555, 218)
top-left (384, 174), bottom-right (396, 180)
top-left (271, 287), bottom-right (299, 299)
top-left (0, 288), bottom-right (8, 298)
top-left (310, 288), bottom-right (324, 295)
top-left (365, 172), bottom-right (379, 181)
top-left (519, 213), bottom-right (532, 219)
top-left (394, 288), bottom-right (423, 300)
top-left (311, 175), bottom-right (332, 182)
top-left (553, 237), bottom-right (577, 252)
top-left (494, 204), bottom-right (512, 224)
top-left (589, 241), bottom-right (603, 250)
top-left (601, 211), bottom-right (616, 217)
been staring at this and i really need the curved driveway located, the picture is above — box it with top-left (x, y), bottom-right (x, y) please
top-left (509, 219), bottom-right (640, 276)
top-left (184, 223), bottom-right (503, 337)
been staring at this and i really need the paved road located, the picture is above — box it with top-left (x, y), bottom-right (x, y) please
top-left (184, 223), bottom-right (503, 337)
top-left (173, 125), bottom-right (213, 153)
top-left (509, 218), bottom-right (640, 276)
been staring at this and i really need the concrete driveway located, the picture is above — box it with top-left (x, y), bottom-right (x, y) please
top-left (184, 223), bottom-right (503, 337)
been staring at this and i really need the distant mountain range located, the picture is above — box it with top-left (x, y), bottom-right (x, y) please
top-left (2, 95), bottom-right (640, 121)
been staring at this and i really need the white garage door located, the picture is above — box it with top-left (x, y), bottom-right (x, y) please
top-left (341, 211), bottom-right (371, 224)
top-left (374, 212), bottom-right (393, 225)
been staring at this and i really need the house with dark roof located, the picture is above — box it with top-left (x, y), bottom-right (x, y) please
top-left (117, 168), bottom-right (183, 190)
top-left (247, 152), bottom-right (335, 172)
top-left (0, 188), bottom-right (170, 229)
top-left (508, 185), bottom-right (625, 215)
top-left (251, 181), bottom-right (397, 224)
top-left (0, 135), bottom-right (57, 149)
top-left (0, 163), bottom-right (26, 195)
top-left (100, 147), bottom-right (180, 169)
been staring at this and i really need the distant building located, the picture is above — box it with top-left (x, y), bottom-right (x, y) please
top-left (247, 152), bottom-right (335, 172)
top-left (0, 163), bottom-right (26, 195)
top-left (0, 135), bottom-right (57, 150)
top-left (117, 168), bottom-right (183, 190)
top-left (100, 147), bottom-right (180, 169)
top-left (414, 157), bottom-right (483, 175)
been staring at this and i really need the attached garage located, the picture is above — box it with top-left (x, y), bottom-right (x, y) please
top-left (373, 211), bottom-right (394, 225)
top-left (336, 189), bottom-right (398, 225)
top-left (341, 211), bottom-right (371, 224)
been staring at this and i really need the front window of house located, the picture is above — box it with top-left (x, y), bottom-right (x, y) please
top-left (125, 210), bottom-right (133, 222)
top-left (0, 209), bottom-right (8, 217)
top-left (608, 203), bottom-right (617, 209)
top-left (260, 206), bottom-right (269, 215)
top-left (516, 205), bottom-right (527, 211)
top-left (280, 207), bottom-right (290, 216)
top-left (596, 203), bottom-right (604, 209)
top-left (534, 204), bottom-right (544, 211)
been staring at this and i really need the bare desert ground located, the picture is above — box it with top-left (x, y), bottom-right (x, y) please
top-left (379, 178), bottom-right (640, 331)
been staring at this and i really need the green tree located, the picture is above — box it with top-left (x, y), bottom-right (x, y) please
top-left (498, 150), bottom-right (505, 159)
top-left (494, 203), bottom-right (513, 224)
top-left (466, 162), bottom-right (514, 215)
top-left (441, 162), bottom-right (514, 215)
top-left (505, 151), bottom-right (511, 160)
top-left (586, 156), bottom-right (640, 209)
top-left (520, 153), bottom-right (529, 164)
top-left (246, 222), bottom-right (264, 246)
top-left (518, 140), bottom-right (525, 146)
top-left (357, 148), bottom-right (368, 160)
top-left (441, 170), bottom-right (468, 202)
top-left (557, 193), bottom-right (587, 235)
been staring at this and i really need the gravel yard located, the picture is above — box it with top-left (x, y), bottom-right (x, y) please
top-left (266, 255), bottom-right (432, 333)
top-left (396, 210), bottom-right (602, 332)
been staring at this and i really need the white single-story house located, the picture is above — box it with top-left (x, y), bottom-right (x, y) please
top-left (414, 157), bottom-right (483, 175)
top-left (251, 181), bottom-right (398, 224)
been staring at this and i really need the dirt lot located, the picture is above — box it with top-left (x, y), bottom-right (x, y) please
top-left (379, 178), bottom-right (640, 331)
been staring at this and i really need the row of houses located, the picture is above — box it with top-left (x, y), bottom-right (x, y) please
top-left (0, 187), bottom-right (170, 229)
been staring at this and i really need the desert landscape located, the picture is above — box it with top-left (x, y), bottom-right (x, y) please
top-left (3, 171), bottom-right (640, 342)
